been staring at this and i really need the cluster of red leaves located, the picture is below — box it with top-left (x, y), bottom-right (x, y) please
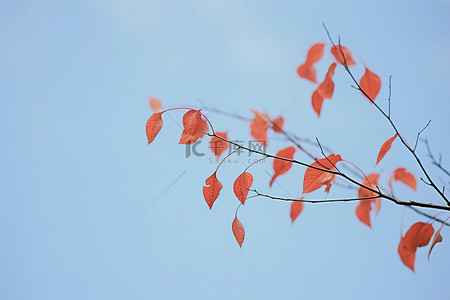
top-left (298, 44), bottom-right (381, 116)
top-left (147, 39), bottom-right (447, 270)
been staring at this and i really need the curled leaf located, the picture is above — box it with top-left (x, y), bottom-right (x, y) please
top-left (428, 220), bottom-right (446, 260)
top-left (398, 222), bottom-right (434, 272)
top-left (376, 134), bottom-right (398, 165)
top-left (232, 216), bottom-right (245, 247)
top-left (146, 112), bottom-right (164, 144)
top-left (360, 67), bottom-right (381, 101)
top-left (270, 147), bottom-right (296, 187)
top-left (233, 172), bottom-right (253, 205)
top-left (290, 200), bottom-right (304, 223)
top-left (389, 167), bottom-right (417, 191)
top-left (203, 172), bottom-right (223, 209)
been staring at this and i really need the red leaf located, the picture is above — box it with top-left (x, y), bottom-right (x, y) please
top-left (290, 200), bottom-right (304, 223)
top-left (317, 63), bottom-right (337, 99)
top-left (182, 109), bottom-right (202, 136)
top-left (331, 45), bottom-right (356, 66)
top-left (360, 67), bottom-right (381, 101)
top-left (249, 110), bottom-right (269, 145)
top-left (149, 98), bottom-right (162, 112)
top-left (270, 147), bottom-right (296, 187)
top-left (389, 167), bottom-right (417, 191)
top-left (311, 89), bottom-right (325, 117)
top-left (232, 216), bottom-right (245, 247)
top-left (146, 112), bottom-right (164, 144)
top-left (398, 222), bottom-right (434, 271)
top-left (272, 117), bottom-right (284, 133)
top-left (297, 63), bottom-right (317, 83)
top-left (202, 172), bottom-right (223, 209)
top-left (358, 174), bottom-right (380, 199)
top-left (209, 132), bottom-right (228, 157)
top-left (428, 221), bottom-right (446, 260)
top-left (376, 134), bottom-right (398, 165)
top-left (233, 172), bottom-right (253, 205)
top-left (178, 119), bottom-right (208, 145)
top-left (303, 154), bottom-right (342, 194)
top-left (356, 174), bottom-right (380, 227)
top-left (297, 43), bottom-right (325, 83)
top-left (398, 236), bottom-right (416, 272)
top-left (356, 201), bottom-right (372, 227)
top-left (306, 43), bottom-right (325, 64)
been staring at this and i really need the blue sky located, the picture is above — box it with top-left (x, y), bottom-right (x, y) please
top-left (1, 1), bottom-right (450, 299)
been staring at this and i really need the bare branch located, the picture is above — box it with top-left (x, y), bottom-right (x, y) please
top-left (413, 120), bottom-right (431, 152)
top-left (423, 139), bottom-right (450, 178)
top-left (323, 28), bottom-right (450, 206)
top-left (207, 132), bottom-right (450, 212)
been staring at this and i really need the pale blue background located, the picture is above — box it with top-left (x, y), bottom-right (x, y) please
top-left (1, 1), bottom-right (450, 299)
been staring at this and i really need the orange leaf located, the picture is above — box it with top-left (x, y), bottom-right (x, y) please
top-left (182, 109), bottom-right (203, 136)
top-left (270, 147), bottom-right (296, 187)
top-left (149, 98), bottom-right (162, 112)
top-left (331, 45), bottom-right (356, 66)
top-left (146, 112), bottom-right (164, 144)
top-left (389, 167), bottom-right (417, 191)
top-left (317, 63), bottom-right (337, 99)
top-left (398, 222), bottom-right (434, 271)
top-left (178, 119), bottom-right (208, 145)
top-left (297, 63), bottom-right (317, 83)
top-left (209, 132), bottom-right (228, 157)
top-left (232, 216), bottom-right (245, 247)
top-left (360, 67), bottom-right (381, 101)
top-left (297, 43), bottom-right (325, 83)
top-left (306, 43), bottom-right (325, 64)
top-left (356, 201), bottom-right (372, 227)
top-left (272, 117), bottom-right (284, 133)
top-left (233, 172), bottom-right (253, 205)
top-left (428, 221), bottom-right (446, 260)
top-left (398, 236), bottom-right (416, 272)
top-left (358, 173), bottom-right (380, 199)
top-left (290, 200), bottom-right (304, 223)
top-left (356, 174), bottom-right (380, 227)
top-left (303, 154), bottom-right (342, 194)
top-left (202, 172), bottom-right (223, 209)
top-left (249, 110), bottom-right (269, 145)
top-left (311, 89), bottom-right (325, 117)
top-left (376, 134), bottom-right (398, 165)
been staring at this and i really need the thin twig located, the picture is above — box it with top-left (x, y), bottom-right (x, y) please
top-left (423, 139), bottom-right (450, 178)
top-left (413, 120), bottom-right (431, 152)
top-left (323, 25), bottom-right (450, 206)
top-left (206, 132), bottom-right (450, 212)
